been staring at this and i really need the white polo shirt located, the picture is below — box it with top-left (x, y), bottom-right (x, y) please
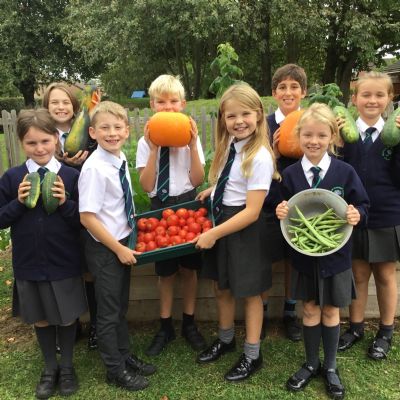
top-left (301, 152), bottom-right (331, 187)
top-left (211, 137), bottom-right (274, 206)
top-left (135, 136), bottom-right (205, 198)
top-left (78, 145), bottom-right (132, 241)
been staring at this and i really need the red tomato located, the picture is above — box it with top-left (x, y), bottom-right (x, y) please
top-left (170, 235), bottom-right (183, 245)
top-left (196, 216), bottom-right (207, 226)
top-left (155, 226), bottom-right (166, 236)
top-left (194, 210), bottom-right (203, 219)
top-left (146, 241), bottom-right (157, 251)
top-left (202, 219), bottom-right (213, 230)
top-left (178, 218), bottom-right (186, 227)
top-left (176, 208), bottom-right (189, 219)
top-left (182, 225), bottom-right (189, 231)
top-left (162, 208), bottom-right (175, 220)
top-left (186, 217), bottom-right (195, 225)
top-left (143, 232), bottom-right (155, 243)
top-left (146, 219), bottom-right (158, 232)
top-left (135, 242), bottom-right (146, 252)
top-left (137, 218), bottom-right (148, 231)
top-left (178, 229), bottom-right (187, 239)
top-left (156, 235), bottom-right (169, 248)
top-left (167, 225), bottom-right (179, 236)
top-left (185, 232), bottom-right (196, 241)
top-left (187, 210), bottom-right (195, 218)
top-left (197, 207), bottom-right (208, 217)
top-left (188, 222), bottom-right (201, 234)
top-left (159, 219), bottom-right (168, 229)
top-left (137, 232), bottom-right (145, 242)
top-left (167, 214), bottom-right (179, 226)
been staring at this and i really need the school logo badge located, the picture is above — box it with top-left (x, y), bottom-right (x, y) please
top-left (331, 186), bottom-right (344, 198)
top-left (382, 147), bottom-right (392, 160)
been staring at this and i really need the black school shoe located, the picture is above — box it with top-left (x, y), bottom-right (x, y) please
top-left (35, 368), bottom-right (59, 399)
top-left (283, 315), bottom-right (302, 342)
top-left (59, 367), bottom-right (79, 397)
top-left (321, 367), bottom-right (345, 399)
top-left (224, 352), bottom-right (263, 382)
top-left (197, 338), bottom-right (236, 364)
top-left (126, 354), bottom-right (157, 376)
top-left (145, 329), bottom-right (176, 356)
top-left (182, 324), bottom-right (207, 351)
top-left (367, 333), bottom-right (392, 360)
top-left (286, 362), bottom-right (320, 392)
top-left (337, 329), bottom-right (364, 352)
top-left (106, 369), bottom-right (149, 391)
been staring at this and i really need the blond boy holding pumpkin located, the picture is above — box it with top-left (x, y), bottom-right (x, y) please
top-left (136, 74), bottom-right (206, 356)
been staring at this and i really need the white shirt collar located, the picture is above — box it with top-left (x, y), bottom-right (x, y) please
top-left (26, 156), bottom-right (61, 173)
top-left (275, 107), bottom-right (301, 125)
top-left (356, 116), bottom-right (384, 137)
top-left (301, 152), bottom-right (331, 174)
top-left (231, 136), bottom-right (252, 154)
top-left (96, 145), bottom-right (126, 169)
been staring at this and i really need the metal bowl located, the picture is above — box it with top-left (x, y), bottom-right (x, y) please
top-left (280, 188), bottom-right (353, 257)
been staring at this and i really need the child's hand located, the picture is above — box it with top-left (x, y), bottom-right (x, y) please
top-left (395, 115), bottom-right (400, 129)
top-left (276, 201), bottom-right (289, 220)
top-left (144, 122), bottom-right (159, 152)
top-left (116, 246), bottom-right (140, 266)
top-left (335, 117), bottom-right (345, 147)
top-left (63, 150), bottom-right (89, 166)
top-left (18, 175), bottom-right (31, 204)
top-left (346, 204), bottom-right (360, 226)
top-left (51, 176), bottom-right (66, 206)
top-left (188, 117), bottom-right (199, 149)
top-left (196, 187), bottom-right (213, 202)
top-left (193, 229), bottom-right (217, 249)
top-left (272, 128), bottom-right (281, 159)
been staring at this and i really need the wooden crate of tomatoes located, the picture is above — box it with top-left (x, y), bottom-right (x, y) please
top-left (134, 200), bottom-right (214, 265)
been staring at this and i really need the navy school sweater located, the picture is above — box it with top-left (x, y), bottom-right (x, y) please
top-left (281, 157), bottom-right (370, 278)
top-left (0, 163), bottom-right (82, 281)
top-left (263, 113), bottom-right (298, 214)
top-left (341, 136), bottom-right (400, 229)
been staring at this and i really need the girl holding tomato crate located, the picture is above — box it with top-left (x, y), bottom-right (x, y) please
top-left (194, 83), bottom-right (279, 382)
top-left (135, 75), bottom-right (207, 356)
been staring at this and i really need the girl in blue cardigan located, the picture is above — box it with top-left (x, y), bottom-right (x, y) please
top-left (0, 109), bottom-right (86, 399)
top-left (338, 72), bottom-right (400, 360)
top-left (276, 103), bottom-right (369, 399)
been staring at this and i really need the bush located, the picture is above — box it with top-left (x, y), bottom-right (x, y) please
top-left (110, 97), bottom-right (150, 110)
top-left (0, 97), bottom-right (25, 113)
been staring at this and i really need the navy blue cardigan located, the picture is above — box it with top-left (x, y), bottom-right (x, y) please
top-left (0, 164), bottom-right (82, 281)
top-left (281, 157), bottom-right (369, 278)
top-left (341, 136), bottom-right (400, 229)
top-left (263, 113), bottom-right (298, 214)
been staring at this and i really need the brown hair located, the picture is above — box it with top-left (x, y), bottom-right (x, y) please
top-left (272, 64), bottom-right (307, 92)
top-left (42, 82), bottom-right (80, 114)
top-left (17, 108), bottom-right (58, 141)
top-left (353, 71), bottom-right (394, 97)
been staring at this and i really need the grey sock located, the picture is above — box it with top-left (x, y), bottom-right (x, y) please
top-left (244, 340), bottom-right (260, 360)
top-left (218, 326), bottom-right (234, 344)
top-left (322, 324), bottom-right (340, 371)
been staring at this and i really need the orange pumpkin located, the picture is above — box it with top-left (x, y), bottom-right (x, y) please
top-left (277, 109), bottom-right (305, 159)
top-left (148, 112), bottom-right (191, 147)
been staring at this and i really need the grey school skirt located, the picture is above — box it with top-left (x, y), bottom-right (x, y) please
top-left (292, 266), bottom-right (356, 308)
top-left (202, 205), bottom-right (272, 298)
top-left (13, 276), bottom-right (87, 325)
top-left (352, 226), bottom-right (400, 263)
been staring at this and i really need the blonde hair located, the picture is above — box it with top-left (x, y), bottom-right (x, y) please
top-left (42, 82), bottom-right (80, 114)
top-left (148, 74), bottom-right (185, 100)
top-left (89, 101), bottom-right (128, 127)
top-left (209, 83), bottom-right (280, 184)
top-left (295, 103), bottom-right (339, 155)
top-left (354, 71), bottom-right (394, 97)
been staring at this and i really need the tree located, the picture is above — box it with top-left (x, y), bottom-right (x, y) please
top-left (0, 0), bottom-right (99, 106)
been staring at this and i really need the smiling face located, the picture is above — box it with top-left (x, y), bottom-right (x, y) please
top-left (150, 93), bottom-right (186, 113)
top-left (47, 88), bottom-right (74, 131)
top-left (223, 99), bottom-right (259, 141)
top-left (352, 78), bottom-right (391, 125)
top-left (272, 78), bottom-right (306, 116)
top-left (21, 127), bottom-right (58, 166)
top-left (89, 112), bottom-right (129, 156)
top-left (299, 118), bottom-right (333, 165)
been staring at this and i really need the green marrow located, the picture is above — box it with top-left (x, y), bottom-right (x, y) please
top-left (41, 172), bottom-right (59, 214)
top-left (23, 172), bottom-right (40, 209)
top-left (333, 105), bottom-right (360, 144)
top-left (64, 107), bottom-right (90, 157)
top-left (381, 108), bottom-right (400, 147)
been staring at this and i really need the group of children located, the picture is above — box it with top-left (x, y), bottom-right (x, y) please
top-left (0, 66), bottom-right (399, 400)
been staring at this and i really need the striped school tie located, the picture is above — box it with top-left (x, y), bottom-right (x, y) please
top-left (119, 160), bottom-right (136, 249)
top-left (37, 167), bottom-right (49, 183)
top-left (310, 166), bottom-right (321, 188)
top-left (157, 147), bottom-right (170, 202)
top-left (212, 142), bottom-right (236, 223)
top-left (363, 127), bottom-right (375, 151)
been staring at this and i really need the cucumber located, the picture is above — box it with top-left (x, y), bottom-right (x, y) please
top-left (381, 108), bottom-right (400, 147)
top-left (333, 105), bottom-right (360, 144)
top-left (41, 172), bottom-right (60, 214)
top-left (23, 172), bottom-right (40, 209)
